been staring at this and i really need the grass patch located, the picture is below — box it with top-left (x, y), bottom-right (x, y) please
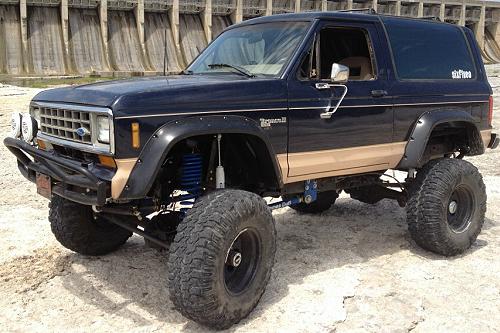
top-left (0, 76), bottom-right (115, 88)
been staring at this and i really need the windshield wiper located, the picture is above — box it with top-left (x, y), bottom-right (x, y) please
top-left (182, 69), bottom-right (193, 75)
top-left (207, 63), bottom-right (255, 78)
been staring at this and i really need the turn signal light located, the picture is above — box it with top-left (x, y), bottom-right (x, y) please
top-left (131, 122), bottom-right (140, 149)
top-left (98, 155), bottom-right (116, 168)
top-left (36, 139), bottom-right (46, 150)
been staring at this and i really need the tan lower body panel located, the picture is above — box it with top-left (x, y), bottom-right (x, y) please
top-left (112, 158), bottom-right (138, 199)
top-left (481, 129), bottom-right (492, 148)
top-left (110, 132), bottom-right (489, 196)
top-left (278, 142), bottom-right (407, 184)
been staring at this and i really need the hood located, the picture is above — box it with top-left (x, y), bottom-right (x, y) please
top-left (32, 75), bottom-right (287, 118)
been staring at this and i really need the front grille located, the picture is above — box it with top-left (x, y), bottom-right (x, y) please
top-left (31, 102), bottom-right (113, 155)
top-left (36, 106), bottom-right (92, 144)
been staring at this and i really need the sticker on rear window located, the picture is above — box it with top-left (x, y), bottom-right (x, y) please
top-left (452, 69), bottom-right (472, 79)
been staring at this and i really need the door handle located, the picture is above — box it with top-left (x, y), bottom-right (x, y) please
top-left (315, 82), bottom-right (331, 90)
top-left (371, 90), bottom-right (388, 98)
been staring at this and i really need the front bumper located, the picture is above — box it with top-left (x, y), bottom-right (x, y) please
top-left (489, 133), bottom-right (499, 149)
top-left (4, 137), bottom-right (111, 206)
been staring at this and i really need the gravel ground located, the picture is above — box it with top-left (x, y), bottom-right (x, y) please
top-left (0, 74), bottom-right (499, 333)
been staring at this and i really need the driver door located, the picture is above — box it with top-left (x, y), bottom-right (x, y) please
top-left (285, 21), bottom-right (396, 183)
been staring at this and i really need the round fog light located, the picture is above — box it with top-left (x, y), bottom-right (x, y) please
top-left (10, 112), bottom-right (21, 138)
top-left (21, 113), bottom-right (37, 142)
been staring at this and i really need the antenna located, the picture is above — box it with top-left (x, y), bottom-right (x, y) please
top-left (163, 13), bottom-right (168, 76)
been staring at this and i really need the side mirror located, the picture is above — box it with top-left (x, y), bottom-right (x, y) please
top-left (330, 63), bottom-right (349, 83)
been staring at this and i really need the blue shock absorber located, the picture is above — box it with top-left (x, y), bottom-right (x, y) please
top-left (178, 153), bottom-right (203, 209)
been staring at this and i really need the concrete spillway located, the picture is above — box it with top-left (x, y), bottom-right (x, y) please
top-left (69, 8), bottom-right (108, 73)
top-left (0, 5), bottom-right (22, 74)
top-left (3, 0), bottom-right (500, 76)
top-left (179, 14), bottom-right (206, 65)
top-left (484, 27), bottom-right (500, 64)
top-left (145, 12), bottom-right (181, 73)
top-left (212, 15), bottom-right (232, 39)
top-left (27, 6), bottom-right (66, 75)
top-left (108, 10), bottom-right (145, 72)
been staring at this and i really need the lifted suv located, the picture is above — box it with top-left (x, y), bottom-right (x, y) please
top-left (5, 11), bottom-right (499, 329)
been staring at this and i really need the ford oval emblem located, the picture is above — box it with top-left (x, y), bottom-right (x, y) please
top-left (75, 127), bottom-right (90, 137)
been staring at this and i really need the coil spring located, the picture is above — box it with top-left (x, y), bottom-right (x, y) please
top-left (177, 153), bottom-right (202, 210)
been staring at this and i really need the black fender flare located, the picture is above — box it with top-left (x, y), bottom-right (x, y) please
top-left (119, 115), bottom-right (282, 200)
top-left (398, 110), bottom-right (483, 169)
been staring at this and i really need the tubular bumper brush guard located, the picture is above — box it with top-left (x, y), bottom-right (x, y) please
top-left (3, 137), bottom-right (109, 206)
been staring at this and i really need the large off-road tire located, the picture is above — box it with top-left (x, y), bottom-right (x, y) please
top-left (49, 196), bottom-right (133, 256)
top-left (289, 190), bottom-right (338, 214)
top-left (167, 189), bottom-right (276, 329)
top-left (406, 158), bottom-right (486, 256)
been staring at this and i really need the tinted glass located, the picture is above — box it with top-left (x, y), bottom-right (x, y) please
top-left (383, 18), bottom-right (476, 80)
top-left (188, 22), bottom-right (310, 77)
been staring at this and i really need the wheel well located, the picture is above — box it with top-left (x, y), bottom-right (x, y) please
top-left (153, 134), bottom-right (281, 198)
top-left (420, 121), bottom-right (483, 165)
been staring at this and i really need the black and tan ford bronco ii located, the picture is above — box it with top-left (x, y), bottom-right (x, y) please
top-left (4, 11), bottom-right (499, 329)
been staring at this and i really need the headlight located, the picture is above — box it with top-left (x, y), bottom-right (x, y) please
top-left (30, 106), bottom-right (41, 128)
top-left (21, 113), bottom-right (37, 142)
top-left (97, 116), bottom-right (110, 143)
top-left (10, 112), bottom-right (21, 138)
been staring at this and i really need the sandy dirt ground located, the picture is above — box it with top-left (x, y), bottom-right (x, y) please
top-left (0, 73), bottom-right (499, 333)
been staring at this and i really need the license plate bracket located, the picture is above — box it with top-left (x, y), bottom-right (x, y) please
top-left (36, 173), bottom-right (52, 199)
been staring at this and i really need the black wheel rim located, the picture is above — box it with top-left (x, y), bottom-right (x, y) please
top-left (447, 184), bottom-right (475, 233)
top-left (224, 228), bottom-right (261, 295)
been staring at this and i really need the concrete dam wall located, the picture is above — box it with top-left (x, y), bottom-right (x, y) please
top-left (0, 5), bottom-right (23, 74)
top-left (69, 8), bottom-right (108, 73)
top-left (28, 6), bottom-right (66, 75)
top-left (2, 0), bottom-right (500, 76)
top-left (145, 12), bottom-right (181, 72)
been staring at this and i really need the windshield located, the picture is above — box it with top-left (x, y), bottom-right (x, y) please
top-left (187, 22), bottom-right (310, 77)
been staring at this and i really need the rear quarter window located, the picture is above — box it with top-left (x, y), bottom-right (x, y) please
top-left (382, 17), bottom-right (477, 80)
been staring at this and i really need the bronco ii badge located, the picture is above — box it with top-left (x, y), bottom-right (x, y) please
top-left (259, 117), bottom-right (287, 128)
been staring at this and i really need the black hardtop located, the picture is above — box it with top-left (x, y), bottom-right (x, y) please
top-left (233, 10), bottom-right (460, 29)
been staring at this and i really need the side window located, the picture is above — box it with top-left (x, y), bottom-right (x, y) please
top-left (383, 18), bottom-right (476, 80)
top-left (318, 27), bottom-right (376, 81)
